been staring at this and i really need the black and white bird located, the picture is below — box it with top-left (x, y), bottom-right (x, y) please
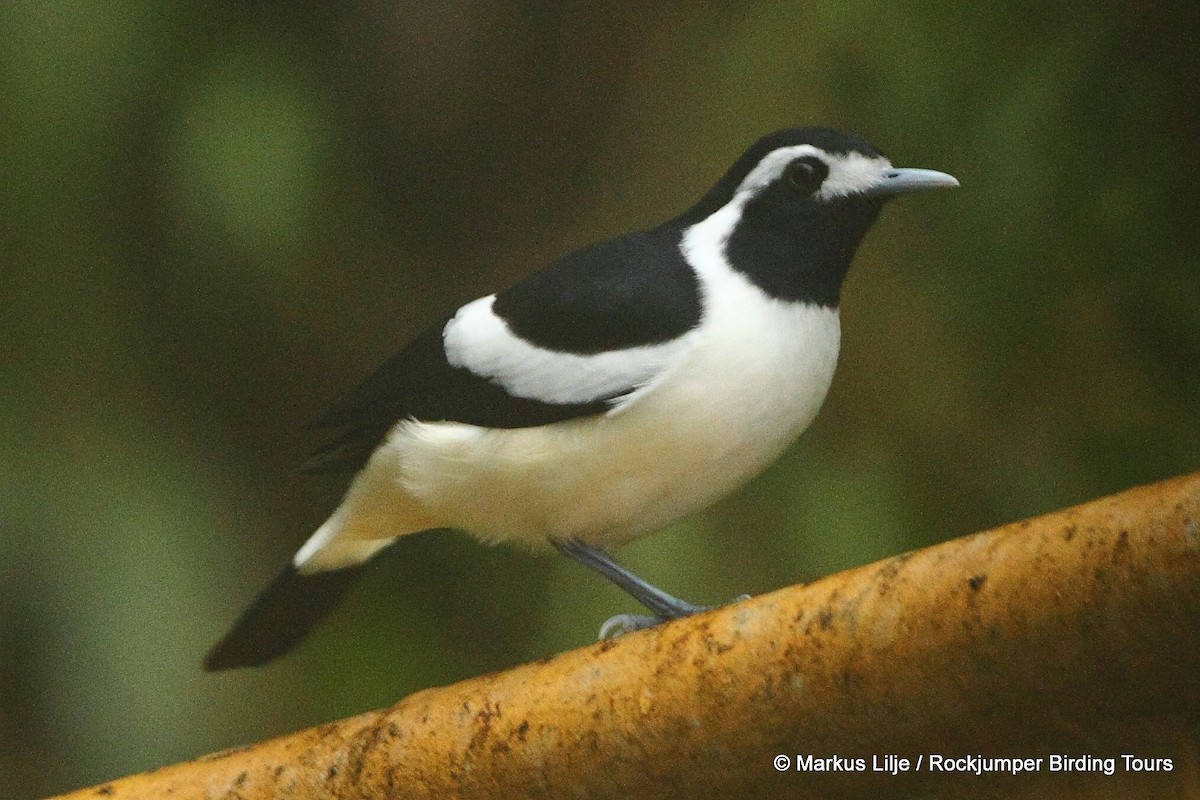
top-left (204, 127), bottom-right (957, 671)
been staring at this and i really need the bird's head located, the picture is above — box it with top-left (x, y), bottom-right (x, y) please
top-left (675, 128), bottom-right (958, 306)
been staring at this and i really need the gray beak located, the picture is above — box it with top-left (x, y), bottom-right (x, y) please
top-left (866, 167), bottom-right (960, 197)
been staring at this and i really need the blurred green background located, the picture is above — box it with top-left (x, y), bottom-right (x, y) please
top-left (1, 1), bottom-right (1196, 795)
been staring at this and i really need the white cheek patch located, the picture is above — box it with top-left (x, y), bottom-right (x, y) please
top-left (734, 145), bottom-right (893, 201)
top-left (443, 295), bottom-right (692, 406)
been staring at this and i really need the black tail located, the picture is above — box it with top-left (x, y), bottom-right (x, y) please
top-left (204, 563), bottom-right (366, 671)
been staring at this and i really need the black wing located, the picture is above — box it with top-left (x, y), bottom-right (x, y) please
top-left (303, 225), bottom-right (701, 473)
top-left (491, 225), bottom-right (702, 353)
top-left (302, 323), bottom-right (613, 472)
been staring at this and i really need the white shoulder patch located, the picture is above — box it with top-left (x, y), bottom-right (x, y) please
top-left (443, 295), bottom-right (693, 406)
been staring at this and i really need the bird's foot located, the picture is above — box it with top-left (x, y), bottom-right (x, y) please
top-left (598, 613), bottom-right (667, 639)
top-left (597, 594), bottom-right (752, 640)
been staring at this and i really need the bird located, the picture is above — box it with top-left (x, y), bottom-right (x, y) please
top-left (204, 127), bottom-right (958, 671)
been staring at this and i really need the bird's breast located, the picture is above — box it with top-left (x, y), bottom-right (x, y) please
top-left (607, 269), bottom-right (842, 507)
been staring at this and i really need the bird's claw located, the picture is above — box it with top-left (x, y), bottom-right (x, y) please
top-left (596, 594), bottom-right (753, 640)
top-left (598, 613), bottom-right (664, 640)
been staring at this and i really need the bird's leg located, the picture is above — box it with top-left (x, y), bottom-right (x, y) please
top-left (553, 539), bottom-right (711, 638)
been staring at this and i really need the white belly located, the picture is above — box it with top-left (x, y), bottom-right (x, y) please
top-left (388, 278), bottom-right (840, 549)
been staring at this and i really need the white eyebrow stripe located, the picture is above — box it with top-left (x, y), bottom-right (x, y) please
top-left (735, 145), bottom-right (894, 200)
top-left (734, 145), bottom-right (822, 195)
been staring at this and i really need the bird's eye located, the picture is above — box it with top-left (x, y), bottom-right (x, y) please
top-left (784, 157), bottom-right (828, 194)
